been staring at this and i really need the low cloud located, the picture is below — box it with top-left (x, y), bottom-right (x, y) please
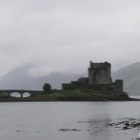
top-left (0, 0), bottom-right (140, 77)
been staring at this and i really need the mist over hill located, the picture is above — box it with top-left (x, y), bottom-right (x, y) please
top-left (113, 62), bottom-right (140, 95)
top-left (0, 64), bottom-right (84, 90)
top-left (0, 62), bottom-right (140, 95)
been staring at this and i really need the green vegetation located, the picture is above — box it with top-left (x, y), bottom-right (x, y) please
top-left (0, 88), bottom-right (134, 102)
top-left (43, 83), bottom-right (52, 93)
top-left (31, 89), bottom-right (130, 101)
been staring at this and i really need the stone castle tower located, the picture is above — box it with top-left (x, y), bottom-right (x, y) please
top-left (62, 61), bottom-right (124, 93)
top-left (88, 61), bottom-right (112, 84)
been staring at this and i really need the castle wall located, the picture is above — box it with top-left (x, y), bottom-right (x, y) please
top-left (88, 61), bottom-right (111, 84)
top-left (115, 80), bottom-right (123, 92)
top-left (62, 81), bottom-right (123, 93)
top-left (62, 61), bottom-right (124, 94)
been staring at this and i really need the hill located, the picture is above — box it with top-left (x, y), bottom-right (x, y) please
top-left (0, 64), bottom-right (83, 90)
top-left (113, 62), bottom-right (140, 95)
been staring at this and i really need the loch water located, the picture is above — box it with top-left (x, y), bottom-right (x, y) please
top-left (0, 101), bottom-right (140, 140)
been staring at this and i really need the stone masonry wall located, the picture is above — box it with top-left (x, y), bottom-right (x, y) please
top-left (88, 61), bottom-right (111, 84)
top-left (62, 61), bottom-right (124, 94)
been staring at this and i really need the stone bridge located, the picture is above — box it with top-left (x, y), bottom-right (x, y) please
top-left (0, 90), bottom-right (43, 98)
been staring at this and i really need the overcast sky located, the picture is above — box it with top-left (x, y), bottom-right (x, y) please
top-left (0, 0), bottom-right (140, 77)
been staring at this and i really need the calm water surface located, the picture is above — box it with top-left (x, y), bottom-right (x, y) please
top-left (0, 101), bottom-right (140, 140)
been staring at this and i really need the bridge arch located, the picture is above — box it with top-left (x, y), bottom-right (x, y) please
top-left (0, 90), bottom-right (42, 98)
top-left (10, 92), bottom-right (31, 98)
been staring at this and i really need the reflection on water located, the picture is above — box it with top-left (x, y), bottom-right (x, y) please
top-left (77, 118), bottom-right (112, 140)
top-left (0, 102), bottom-right (140, 140)
top-left (10, 92), bottom-right (31, 98)
top-left (130, 96), bottom-right (140, 99)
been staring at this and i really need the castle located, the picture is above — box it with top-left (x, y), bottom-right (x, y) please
top-left (62, 61), bottom-right (124, 94)
top-left (88, 61), bottom-right (111, 84)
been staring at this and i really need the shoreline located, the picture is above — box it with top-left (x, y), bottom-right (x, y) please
top-left (0, 97), bottom-right (139, 102)
top-left (0, 90), bottom-right (139, 102)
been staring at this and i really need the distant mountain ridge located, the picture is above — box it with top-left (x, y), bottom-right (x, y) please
top-left (0, 64), bottom-right (84, 90)
top-left (113, 62), bottom-right (140, 95)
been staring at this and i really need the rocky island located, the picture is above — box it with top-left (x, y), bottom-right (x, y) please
top-left (57, 61), bottom-right (136, 101)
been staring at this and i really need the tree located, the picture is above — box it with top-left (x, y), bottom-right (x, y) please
top-left (43, 83), bottom-right (52, 93)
